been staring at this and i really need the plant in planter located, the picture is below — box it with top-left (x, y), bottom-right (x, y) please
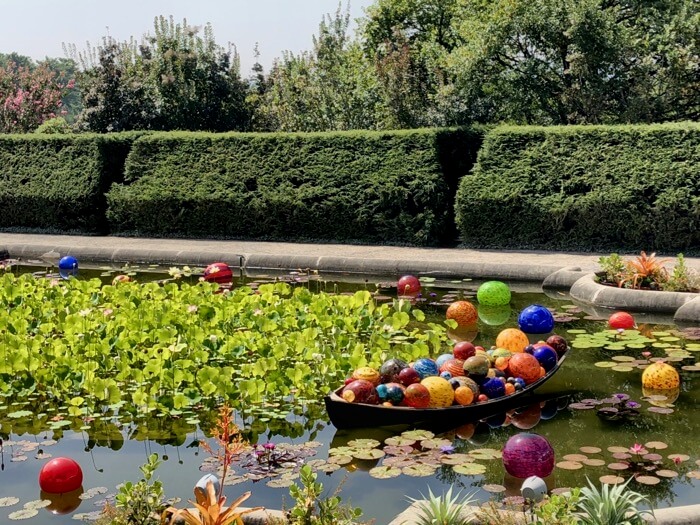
top-left (597, 251), bottom-right (699, 292)
top-left (618, 251), bottom-right (669, 290)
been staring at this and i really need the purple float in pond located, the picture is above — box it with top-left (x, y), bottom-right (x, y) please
top-left (502, 433), bottom-right (555, 479)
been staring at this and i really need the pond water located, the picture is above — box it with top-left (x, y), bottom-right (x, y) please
top-left (0, 262), bottom-right (698, 524)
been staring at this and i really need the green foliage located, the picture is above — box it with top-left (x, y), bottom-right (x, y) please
top-left (663, 254), bottom-right (700, 293)
top-left (285, 465), bottom-right (365, 525)
top-left (577, 478), bottom-right (652, 525)
top-left (407, 486), bottom-right (476, 525)
top-left (0, 133), bottom-right (143, 232)
top-left (69, 16), bottom-right (248, 132)
top-left (35, 116), bottom-right (73, 134)
top-left (95, 453), bottom-right (165, 525)
top-left (255, 5), bottom-right (383, 132)
top-left (598, 254), bottom-right (626, 287)
top-left (455, 123), bottom-right (700, 252)
top-left (533, 489), bottom-right (580, 525)
top-left (0, 273), bottom-right (449, 423)
top-left (107, 128), bottom-right (479, 245)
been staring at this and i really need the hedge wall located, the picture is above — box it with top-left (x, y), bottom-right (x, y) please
top-left (455, 123), bottom-right (700, 253)
top-left (107, 129), bottom-right (481, 245)
top-left (0, 133), bottom-right (144, 233)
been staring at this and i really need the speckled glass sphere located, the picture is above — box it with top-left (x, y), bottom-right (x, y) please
top-left (477, 281), bottom-right (511, 306)
top-left (502, 433), bottom-right (554, 479)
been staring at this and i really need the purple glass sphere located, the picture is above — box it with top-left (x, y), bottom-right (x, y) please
top-left (502, 433), bottom-right (555, 479)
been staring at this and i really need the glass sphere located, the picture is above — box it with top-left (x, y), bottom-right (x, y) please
top-left (502, 433), bottom-right (554, 479)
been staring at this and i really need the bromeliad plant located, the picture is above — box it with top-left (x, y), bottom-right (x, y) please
top-left (597, 251), bottom-right (699, 291)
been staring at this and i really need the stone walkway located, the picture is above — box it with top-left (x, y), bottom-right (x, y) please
top-left (4, 233), bottom-right (698, 282)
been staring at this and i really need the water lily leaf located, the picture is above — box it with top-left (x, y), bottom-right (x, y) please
top-left (594, 362), bottom-right (617, 368)
top-left (384, 436), bottom-right (416, 447)
top-left (7, 410), bottom-right (33, 419)
top-left (655, 470), bottom-right (678, 478)
top-left (563, 454), bottom-right (588, 462)
top-left (611, 355), bottom-right (635, 362)
top-left (648, 407), bottom-right (674, 414)
top-left (687, 470), bottom-right (700, 479)
top-left (384, 445), bottom-right (414, 456)
top-left (347, 439), bottom-right (380, 449)
top-left (568, 403), bottom-right (596, 410)
top-left (469, 448), bottom-right (502, 460)
top-left (580, 446), bottom-right (602, 454)
top-left (599, 475), bottom-right (625, 485)
top-left (369, 466), bottom-right (402, 479)
top-left (582, 459), bottom-right (606, 467)
top-left (642, 453), bottom-right (663, 462)
top-left (383, 456), bottom-right (416, 468)
top-left (644, 441), bottom-right (668, 450)
top-left (453, 463), bottom-right (486, 476)
top-left (556, 461), bottom-right (583, 470)
top-left (327, 455), bottom-right (353, 465)
top-left (482, 484), bottom-right (506, 493)
top-left (420, 438), bottom-right (452, 450)
top-left (328, 447), bottom-right (355, 456)
top-left (402, 464), bottom-right (436, 477)
top-left (23, 500), bottom-right (50, 510)
top-left (401, 430), bottom-right (434, 441)
top-left (351, 449), bottom-right (385, 460)
top-left (439, 454), bottom-right (474, 466)
top-left (668, 454), bottom-right (690, 462)
top-left (635, 475), bottom-right (660, 485)
top-left (11, 455), bottom-right (27, 462)
top-left (266, 478), bottom-right (294, 488)
top-left (0, 497), bottom-right (19, 508)
top-left (8, 509), bottom-right (38, 520)
top-left (608, 463), bottom-right (630, 471)
top-left (305, 459), bottom-right (328, 470)
top-left (608, 446), bottom-right (631, 453)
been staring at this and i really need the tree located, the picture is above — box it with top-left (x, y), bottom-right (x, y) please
top-left (448, 0), bottom-right (700, 124)
top-left (0, 60), bottom-right (74, 133)
top-left (69, 16), bottom-right (249, 132)
top-left (254, 4), bottom-right (383, 132)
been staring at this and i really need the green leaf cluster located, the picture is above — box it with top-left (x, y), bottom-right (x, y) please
top-left (0, 273), bottom-right (448, 423)
top-left (455, 123), bottom-right (700, 253)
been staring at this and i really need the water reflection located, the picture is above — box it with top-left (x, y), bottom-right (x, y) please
top-left (40, 487), bottom-right (83, 515)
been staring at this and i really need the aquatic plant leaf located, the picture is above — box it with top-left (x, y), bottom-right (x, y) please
top-left (22, 500), bottom-right (50, 510)
top-left (384, 436), bottom-right (416, 447)
top-left (667, 454), bottom-right (690, 462)
top-left (607, 463), bottom-right (630, 471)
top-left (0, 497), bottom-right (19, 508)
top-left (582, 459), bottom-right (606, 467)
top-left (655, 470), bottom-right (678, 478)
top-left (556, 461), bottom-right (583, 470)
top-left (8, 509), bottom-right (38, 520)
top-left (351, 449), bottom-right (385, 460)
top-left (401, 430), bottom-right (434, 440)
top-left (483, 484), bottom-right (506, 493)
top-left (635, 475), bottom-right (660, 485)
top-left (599, 475), bottom-right (625, 484)
top-left (644, 441), bottom-right (668, 450)
top-left (580, 446), bottom-right (602, 454)
top-left (453, 463), bottom-right (486, 476)
top-left (347, 439), bottom-right (380, 449)
top-left (402, 464), bottom-right (436, 477)
top-left (369, 466), bottom-right (402, 479)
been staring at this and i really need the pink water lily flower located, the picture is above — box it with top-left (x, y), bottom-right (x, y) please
top-left (630, 443), bottom-right (645, 455)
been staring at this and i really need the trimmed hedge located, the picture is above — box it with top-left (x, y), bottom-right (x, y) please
top-left (107, 129), bottom-right (481, 245)
top-left (455, 123), bottom-right (700, 253)
top-left (0, 133), bottom-right (144, 233)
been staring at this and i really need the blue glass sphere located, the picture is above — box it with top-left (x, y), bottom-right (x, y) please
top-left (58, 256), bottom-right (79, 279)
top-left (533, 345), bottom-right (558, 372)
top-left (481, 377), bottom-right (506, 398)
top-left (375, 384), bottom-right (389, 401)
top-left (412, 358), bottom-right (439, 379)
top-left (518, 305), bottom-right (555, 334)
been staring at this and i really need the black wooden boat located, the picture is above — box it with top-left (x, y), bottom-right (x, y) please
top-left (325, 354), bottom-right (567, 429)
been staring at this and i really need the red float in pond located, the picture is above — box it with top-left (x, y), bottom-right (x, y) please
top-left (39, 457), bottom-right (83, 494)
top-left (608, 311), bottom-right (635, 330)
top-left (397, 275), bottom-right (421, 296)
top-left (403, 383), bottom-right (431, 408)
top-left (203, 262), bottom-right (234, 284)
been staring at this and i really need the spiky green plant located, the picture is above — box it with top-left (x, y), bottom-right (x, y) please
top-left (406, 487), bottom-right (477, 525)
top-left (577, 478), bottom-right (653, 525)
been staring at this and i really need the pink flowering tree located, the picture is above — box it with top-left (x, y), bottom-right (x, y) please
top-left (0, 61), bottom-right (74, 133)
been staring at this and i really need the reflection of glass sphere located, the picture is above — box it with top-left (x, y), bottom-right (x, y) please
top-left (477, 281), bottom-right (511, 306)
top-left (41, 487), bottom-right (83, 515)
top-left (502, 433), bottom-right (554, 479)
top-left (468, 422), bottom-right (491, 446)
top-left (540, 400), bottom-right (559, 420)
top-left (510, 404), bottom-right (542, 429)
top-left (478, 305), bottom-right (512, 326)
top-left (58, 256), bottom-right (78, 279)
top-left (518, 305), bottom-right (555, 334)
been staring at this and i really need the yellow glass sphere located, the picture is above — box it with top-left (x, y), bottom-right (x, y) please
top-left (642, 362), bottom-right (680, 390)
top-left (496, 328), bottom-right (530, 353)
top-left (421, 376), bottom-right (455, 408)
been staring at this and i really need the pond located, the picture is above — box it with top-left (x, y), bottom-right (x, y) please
top-left (0, 262), bottom-right (698, 524)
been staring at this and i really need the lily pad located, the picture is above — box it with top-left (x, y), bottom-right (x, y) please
top-left (369, 466), bottom-right (402, 479)
top-left (384, 436), bottom-right (416, 447)
top-left (469, 448), bottom-right (502, 460)
top-left (599, 475), bottom-right (625, 485)
top-left (608, 463), bottom-right (630, 471)
top-left (420, 438), bottom-right (452, 450)
top-left (556, 461), bottom-right (583, 470)
top-left (439, 454), bottom-right (474, 466)
top-left (453, 463), bottom-right (487, 476)
top-left (8, 509), bottom-right (39, 520)
top-left (687, 470), bottom-right (700, 479)
top-left (580, 446), bottom-right (602, 454)
top-left (347, 439), bottom-right (380, 449)
top-left (635, 475), bottom-right (660, 485)
top-left (0, 497), bottom-right (19, 508)
top-left (401, 430), bottom-right (434, 441)
top-left (327, 455), bottom-right (353, 465)
top-left (266, 478), bottom-right (294, 488)
top-left (351, 449), bottom-right (385, 460)
top-left (668, 454), bottom-right (690, 462)
top-left (563, 454), bottom-right (588, 462)
top-left (594, 362), bottom-right (617, 368)
top-left (402, 464), bottom-right (436, 477)
top-left (483, 484), bottom-right (506, 493)
top-left (23, 500), bottom-right (50, 510)
top-left (608, 446), bottom-right (630, 454)
top-left (582, 459), bottom-right (606, 467)
top-left (644, 441), bottom-right (668, 450)
top-left (383, 445), bottom-right (414, 456)
top-left (655, 470), bottom-right (678, 478)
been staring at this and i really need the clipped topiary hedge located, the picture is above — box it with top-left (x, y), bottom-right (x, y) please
top-left (107, 129), bottom-right (481, 245)
top-left (455, 123), bottom-right (700, 253)
top-left (0, 133), bottom-right (144, 233)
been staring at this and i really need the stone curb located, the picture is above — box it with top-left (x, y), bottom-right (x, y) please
top-left (570, 273), bottom-right (700, 320)
top-left (389, 502), bottom-right (700, 525)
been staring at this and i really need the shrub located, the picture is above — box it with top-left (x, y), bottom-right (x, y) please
top-left (107, 128), bottom-right (481, 245)
top-left (0, 132), bottom-right (144, 233)
top-left (455, 123), bottom-right (700, 253)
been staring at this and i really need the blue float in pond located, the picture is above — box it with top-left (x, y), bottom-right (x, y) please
top-left (58, 256), bottom-right (79, 279)
top-left (518, 304), bottom-right (554, 334)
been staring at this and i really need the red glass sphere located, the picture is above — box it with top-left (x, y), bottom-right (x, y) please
top-left (403, 383), bottom-right (431, 408)
top-left (609, 311), bottom-right (635, 330)
top-left (397, 275), bottom-right (421, 296)
top-left (203, 262), bottom-right (234, 284)
top-left (502, 433), bottom-right (554, 479)
top-left (39, 457), bottom-right (83, 494)
top-left (453, 341), bottom-right (476, 360)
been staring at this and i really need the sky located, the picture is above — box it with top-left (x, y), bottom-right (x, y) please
top-left (0, 0), bottom-right (375, 74)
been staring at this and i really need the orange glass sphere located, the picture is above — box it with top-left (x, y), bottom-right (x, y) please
top-left (446, 301), bottom-right (478, 327)
top-left (508, 353), bottom-right (542, 385)
top-left (496, 328), bottom-right (530, 353)
top-left (454, 386), bottom-right (474, 405)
